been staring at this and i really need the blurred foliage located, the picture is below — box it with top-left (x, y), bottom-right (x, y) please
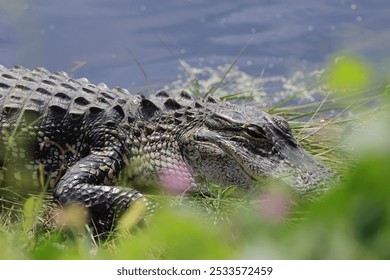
top-left (0, 53), bottom-right (390, 259)
top-left (326, 54), bottom-right (372, 92)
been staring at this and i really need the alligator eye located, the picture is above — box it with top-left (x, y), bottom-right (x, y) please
top-left (273, 116), bottom-right (298, 146)
top-left (245, 125), bottom-right (267, 139)
top-left (273, 117), bottom-right (292, 135)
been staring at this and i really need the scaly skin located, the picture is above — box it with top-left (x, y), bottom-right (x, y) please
top-left (0, 64), bottom-right (334, 231)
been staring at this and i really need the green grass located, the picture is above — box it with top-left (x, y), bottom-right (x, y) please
top-left (1, 54), bottom-right (390, 259)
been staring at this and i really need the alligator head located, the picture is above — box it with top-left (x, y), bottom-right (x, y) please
top-left (176, 97), bottom-right (334, 193)
top-left (129, 92), bottom-right (335, 194)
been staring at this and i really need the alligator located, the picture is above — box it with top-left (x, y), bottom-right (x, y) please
top-left (0, 64), bottom-right (334, 231)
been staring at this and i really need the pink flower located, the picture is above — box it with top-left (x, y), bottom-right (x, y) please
top-left (159, 163), bottom-right (193, 195)
top-left (257, 185), bottom-right (293, 223)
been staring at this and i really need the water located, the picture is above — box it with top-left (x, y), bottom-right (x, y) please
top-left (0, 0), bottom-right (389, 98)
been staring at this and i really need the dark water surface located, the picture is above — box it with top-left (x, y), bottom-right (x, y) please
top-left (0, 0), bottom-right (389, 92)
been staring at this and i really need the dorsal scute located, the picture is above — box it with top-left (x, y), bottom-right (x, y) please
top-left (155, 90), bottom-right (170, 98)
top-left (138, 96), bottom-right (161, 121)
top-left (164, 98), bottom-right (183, 110)
top-left (179, 90), bottom-right (193, 100)
top-left (206, 96), bottom-right (217, 103)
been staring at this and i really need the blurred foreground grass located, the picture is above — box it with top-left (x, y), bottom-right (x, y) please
top-left (1, 54), bottom-right (390, 259)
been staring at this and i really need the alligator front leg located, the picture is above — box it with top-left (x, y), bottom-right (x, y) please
top-left (53, 153), bottom-right (146, 232)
